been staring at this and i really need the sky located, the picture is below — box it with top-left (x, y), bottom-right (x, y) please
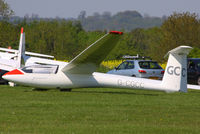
top-left (6, 0), bottom-right (200, 18)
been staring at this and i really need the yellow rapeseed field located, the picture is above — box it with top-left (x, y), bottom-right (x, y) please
top-left (101, 60), bottom-right (167, 69)
top-left (55, 59), bottom-right (166, 70)
top-left (54, 59), bottom-right (122, 69)
top-left (101, 60), bottom-right (123, 69)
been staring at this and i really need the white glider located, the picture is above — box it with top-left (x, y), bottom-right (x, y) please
top-left (0, 28), bottom-right (67, 72)
top-left (3, 31), bottom-right (200, 92)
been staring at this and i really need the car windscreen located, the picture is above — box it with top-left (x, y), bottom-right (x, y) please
top-left (188, 59), bottom-right (200, 69)
top-left (117, 61), bottom-right (134, 70)
top-left (139, 61), bottom-right (162, 69)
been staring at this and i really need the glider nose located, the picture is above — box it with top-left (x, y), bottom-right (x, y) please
top-left (2, 69), bottom-right (24, 81)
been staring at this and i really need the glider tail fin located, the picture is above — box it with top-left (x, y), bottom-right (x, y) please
top-left (161, 46), bottom-right (192, 92)
top-left (17, 27), bottom-right (25, 68)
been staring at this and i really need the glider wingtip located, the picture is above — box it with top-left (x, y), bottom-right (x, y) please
top-left (109, 31), bottom-right (123, 35)
top-left (21, 27), bottom-right (24, 33)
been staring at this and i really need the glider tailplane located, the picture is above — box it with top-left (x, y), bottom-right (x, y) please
top-left (162, 46), bottom-right (192, 92)
top-left (17, 27), bottom-right (25, 68)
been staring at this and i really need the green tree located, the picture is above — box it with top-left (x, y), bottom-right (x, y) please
top-left (161, 12), bottom-right (200, 54)
top-left (144, 27), bottom-right (164, 62)
top-left (188, 47), bottom-right (200, 58)
top-left (0, 0), bottom-right (14, 19)
top-left (0, 21), bottom-right (18, 48)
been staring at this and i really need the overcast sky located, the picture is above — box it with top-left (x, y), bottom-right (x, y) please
top-left (6, 0), bottom-right (200, 18)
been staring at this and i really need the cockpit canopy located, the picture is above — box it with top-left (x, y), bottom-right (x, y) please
top-left (21, 65), bottom-right (59, 74)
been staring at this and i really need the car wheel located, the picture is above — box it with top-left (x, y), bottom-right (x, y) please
top-left (197, 77), bottom-right (200, 85)
top-left (132, 75), bottom-right (136, 77)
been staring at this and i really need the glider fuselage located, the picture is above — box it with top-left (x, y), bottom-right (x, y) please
top-left (3, 70), bottom-right (170, 91)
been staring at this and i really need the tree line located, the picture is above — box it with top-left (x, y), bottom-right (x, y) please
top-left (0, 11), bottom-right (200, 62)
top-left (78, 10), bottom-right (164, 31)
top-left (6, 10), bottom-right (164, 32)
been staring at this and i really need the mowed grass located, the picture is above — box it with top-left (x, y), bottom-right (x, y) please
top-left (0, 85), bottom-right (200, 134)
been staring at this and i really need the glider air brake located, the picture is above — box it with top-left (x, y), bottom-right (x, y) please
top-left (0, 27), bottom-right (67, 72)
top-left (3, 31), bottom-right (200, 92)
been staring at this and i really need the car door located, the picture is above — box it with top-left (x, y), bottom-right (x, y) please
top-left (123, 61), bottom-right (135, 76)
top-left (113, 61), bottom-right (128, 75)
top-left (114, 61), bottom-right (135, 76)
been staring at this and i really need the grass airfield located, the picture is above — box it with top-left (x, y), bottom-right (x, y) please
top-left (0, 85), bottom-right (200, 134)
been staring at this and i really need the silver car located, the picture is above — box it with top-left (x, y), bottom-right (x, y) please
top-left (107, 60), bottom-right (164, 80)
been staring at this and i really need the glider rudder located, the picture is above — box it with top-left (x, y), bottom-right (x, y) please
top-left (161, 46), bottom-right (192, 92)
